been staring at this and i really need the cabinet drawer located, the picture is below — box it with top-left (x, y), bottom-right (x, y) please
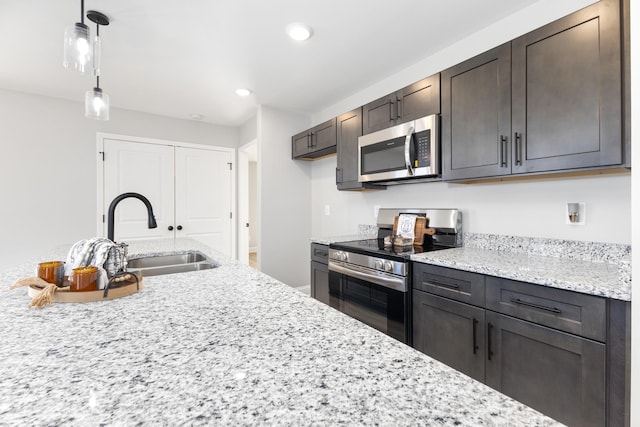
top-left (485, 276), bottom-right (606, 342)
top-left (310, 243), bottom-right (329, 264)
top-left (412, 263), bottom-right (485, 307)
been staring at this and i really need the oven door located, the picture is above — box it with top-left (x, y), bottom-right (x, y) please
top-left (328, 264), bottom-right (409, 344)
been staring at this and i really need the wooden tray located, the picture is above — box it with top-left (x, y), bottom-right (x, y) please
top-left (392, 216), bottom-right (435, 246)
top-left (27, 275), bottom-right (143, 303)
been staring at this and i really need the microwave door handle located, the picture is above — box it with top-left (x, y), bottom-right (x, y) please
top-left (404, 125), bottom-right (415, 175)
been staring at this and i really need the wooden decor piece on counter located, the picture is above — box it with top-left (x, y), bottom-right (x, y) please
top-left (22, 273), bottom-right (143, 305)
top-left (392, 216), bottom-right (436, 246)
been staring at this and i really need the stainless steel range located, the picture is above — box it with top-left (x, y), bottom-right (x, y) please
top-left (328, 208), bottom-right (461, 344)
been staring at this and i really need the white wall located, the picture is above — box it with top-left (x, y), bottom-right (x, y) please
top-left (239, 115), bottom-right (257, 146)
top-left (312, 157), bottom-right (630, 243)
top-left (257, 105), bottom-right (311, 287)
top-left (0, 89), bottom-right (239, 269)
top-left (308, 0), bottom-right (631, 245)
top-left (248, 161), bottom-right (258, 250)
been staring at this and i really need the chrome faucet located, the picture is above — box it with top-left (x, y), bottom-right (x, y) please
top-left (107, 192), bottom-right (158, 242)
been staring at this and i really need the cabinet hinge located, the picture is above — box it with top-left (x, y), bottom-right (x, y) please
top-left (99, 151), bottom-right (105, 161)
top-left (227, 162), bottom-right (233, 170)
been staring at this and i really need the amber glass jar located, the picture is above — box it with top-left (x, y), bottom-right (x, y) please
top-left (37, 261), bottom-right (64, 286)
top-left (70, 266), bottom-right (98, 292)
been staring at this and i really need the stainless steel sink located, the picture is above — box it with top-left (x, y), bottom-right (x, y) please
top-left (126, 251), bottom-right (218, 277)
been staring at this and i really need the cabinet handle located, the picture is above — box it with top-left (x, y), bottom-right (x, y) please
top-left (396, 98), bottom-right (402, 119)
top-left (335, 167), bottom-right (340, 184)
top-left (168, 226), bottom-right (174, 231)
top-left (177, 225), bottom-right (183, 231)
top-left (510, 297), bottom-right (562, 314)
top-left (500, 135), bottom-right (508, 167)
top-left (427, 279), bottom-right (460, 291)
top-left (514, 132), bottom-right (523, 165)
top-left (472, 318), bottom-right (479, 355)
top-left (389, 101), bottom-right (395, 122)
top-left (487, 322), bottom-right (494, 361)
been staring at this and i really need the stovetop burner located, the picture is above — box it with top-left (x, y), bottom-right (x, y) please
top-left (330, 238), bottom-right (450, 261)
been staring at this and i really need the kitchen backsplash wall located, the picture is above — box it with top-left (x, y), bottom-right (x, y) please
top-left (311, 156), bottom-right (631, 244)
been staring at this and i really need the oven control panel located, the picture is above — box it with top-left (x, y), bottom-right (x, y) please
top-left (329, 249), bottom-right (407, 277)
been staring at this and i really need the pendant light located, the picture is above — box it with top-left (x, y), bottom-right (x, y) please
top-left (85, 11), bottom-right (110, 120)
top-left (85, 76), bottom-right (110, 120)
top-left (63, 0), bottom-right (91, 74)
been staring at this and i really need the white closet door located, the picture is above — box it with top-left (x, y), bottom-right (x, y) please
top-left (175, 147), bottom-right (232, 256)
top-left (103, 139), bottom-right (174, 241)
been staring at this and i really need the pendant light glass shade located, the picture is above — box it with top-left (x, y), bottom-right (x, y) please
top-left (85, 87), bottom-right (109, 120)
top-left (63, 22), bottom-right (91, 74)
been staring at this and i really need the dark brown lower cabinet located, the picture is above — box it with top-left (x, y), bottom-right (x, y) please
top-left (310, 243), bottom-right (330, 305)
top-left (484, 311), bottom-right (605, 427)
top-left (311, 260), bottom-right (329, 305)
top-left (413, 291), bottom-right (485, 382)
top-left (413, 288), bottom-right (607, 426)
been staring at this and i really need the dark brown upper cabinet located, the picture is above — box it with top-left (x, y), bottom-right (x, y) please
top-left (442, 43), bottom-right (512, 180)
top-left (362, 74), bottom-right (440, 135)
top-left (292, 117), bottom-right (337, 160)
top-left (511, 0), bottom-right (622, 174)
top-left (442, 0), bottom-right (622, 181)
top-left (335, 107), bottom-right (385, 191)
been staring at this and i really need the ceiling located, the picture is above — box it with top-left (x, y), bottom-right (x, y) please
top-left (0, 0), bottom-right (542, 127)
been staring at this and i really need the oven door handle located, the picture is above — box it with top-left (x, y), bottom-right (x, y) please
top-left (329, 260), bottom-right (407, 292)
top-left (404, 125), bottom-right (415, 176)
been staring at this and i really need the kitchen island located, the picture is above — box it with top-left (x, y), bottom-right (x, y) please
top-left (0, 238), bottom-right (560, 426)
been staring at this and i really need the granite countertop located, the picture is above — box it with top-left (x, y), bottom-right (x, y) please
top-left (412, 248), bottom-right (628, 301)
top-left (0, 238), bottom-right (560, 426)
top-left (411, 235), bottom-right (631, 301)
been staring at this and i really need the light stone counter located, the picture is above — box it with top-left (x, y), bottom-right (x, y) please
top-left (412, 234), bottom-right (631, 301)
top-left (0, 238), bottom-right (561, 426)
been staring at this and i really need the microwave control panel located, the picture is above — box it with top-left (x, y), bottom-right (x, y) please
top-left (414, 130), bottom-right (431, 168)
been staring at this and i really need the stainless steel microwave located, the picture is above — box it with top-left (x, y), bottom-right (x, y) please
top-left (358, 114), bottom-right (439, 183)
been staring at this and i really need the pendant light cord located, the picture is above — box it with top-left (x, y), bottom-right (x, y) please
top-left (96, 75), bottom-right (100, 89)
top-left (80, 0), bottom-right (85, 24)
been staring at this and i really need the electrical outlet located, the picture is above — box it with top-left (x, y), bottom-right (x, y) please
top-left (566, 202), bottom-right (586, 225)
top-left (373, 204), bottom-right (381, 218)
top-left (324, 205), bottom-right (330, 216)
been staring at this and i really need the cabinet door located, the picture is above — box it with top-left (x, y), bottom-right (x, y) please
top-left (362, 93), bottom-right (397, 135)
top-left (442, 43), bottom-right (512, 180)
top-left (103, 138), bottom-right (175, 241)
top-left (485, 312), bottom-right (606, 427)
top-left (311, 260), bottom-right (330, 305)
top-left (175, 147), bottom-right (233, 257)
top-left (413, 291), bottom-right (485, 382)
top-left (311, 118), bottom-right (337, 152)
top-left (397, 74), bottom-right (440, 122)
top-left (291, 130), bottom-right (311, 159)
top-left (336, 108), bottom-right (361, 189)
top-left (511, 0), bottom-right (622, 173)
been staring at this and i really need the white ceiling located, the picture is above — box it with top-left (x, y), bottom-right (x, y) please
top-left (0, 0), bottom-right (542, 127)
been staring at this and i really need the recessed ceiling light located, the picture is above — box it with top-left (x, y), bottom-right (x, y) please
top-left (235, 88), bottom-right (252, 97)
top-left (286, 23), bottom-right (313, 41)
top-left (189, 113), bottom-right (204, 121)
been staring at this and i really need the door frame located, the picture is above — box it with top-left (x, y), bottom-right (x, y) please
top-left (237, 139), bottom-right (257, 265)
top-left (96, 132), bottom-right (237, 258)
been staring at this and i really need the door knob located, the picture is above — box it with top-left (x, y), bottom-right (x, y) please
top-left (168, 226), bottom-right (174, 231)
top-left (177, 225), bottom-right (183, 230)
